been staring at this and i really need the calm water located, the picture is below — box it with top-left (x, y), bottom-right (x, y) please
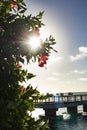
top-left (49, 115), bottom-right (87, 130)
top-left (32, 107), bottom-right (87, 130)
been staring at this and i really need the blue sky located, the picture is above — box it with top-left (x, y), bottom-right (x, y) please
top-left (25, 0), bottom-right (87, 94)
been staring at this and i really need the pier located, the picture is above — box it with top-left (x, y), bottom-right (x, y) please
top-left (35, 93), bottom-right (87, 118)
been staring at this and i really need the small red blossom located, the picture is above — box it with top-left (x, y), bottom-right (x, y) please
top-left (40, 55), bottom-right (49, 61)
top-left (38, 62), bottom-right (44, 67)
top-left (17, 63), bottom-right (22, 68)
top-left (11, 0), bottom-right (18, 8)
top-left (21, 86), bottom-right (26, 93)
top-left (38, 55), bottom-right (49, 67)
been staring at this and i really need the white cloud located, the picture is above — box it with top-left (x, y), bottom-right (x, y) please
top-left (70, 46), bottom-right (87, 61)
top-left (47, 77), bottom-right (58, 81)
top-left (73, 70), bottom-right (86, 74)
top-left (78, 78), bottom-right (87, 81)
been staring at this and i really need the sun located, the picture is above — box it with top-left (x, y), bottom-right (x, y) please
top-left (28, 36), bottom-right (41, 51)
top-left (25, 27), bottom-right (49, 52)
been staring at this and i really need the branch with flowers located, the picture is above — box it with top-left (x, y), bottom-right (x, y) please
top-left (0, 0), bottom-right (57, 130)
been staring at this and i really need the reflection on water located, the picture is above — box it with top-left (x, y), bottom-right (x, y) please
top-left (32, 107), bottom-right (87, 130)
top-left (51, 115), bottom-right (87, 130)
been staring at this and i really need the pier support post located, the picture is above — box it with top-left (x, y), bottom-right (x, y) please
top-left (43, 109), bottom-right (58, 130)
top-left (44, 108), bottom-right (58, 118)
top-left (83, 105), bottom-right (87, 112)
top-left (67, 106), bottom-right (77, 115)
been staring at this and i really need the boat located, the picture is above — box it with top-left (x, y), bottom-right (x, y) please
top-left (82, 112), bottom-right (87, 118)
top-left (63, 112), bottom-right (71, 120)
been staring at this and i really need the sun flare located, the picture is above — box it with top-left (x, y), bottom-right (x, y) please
top-left (25, 27), bottom-right (50, 52)
top-left (29, 36), bottom-right (41, 51)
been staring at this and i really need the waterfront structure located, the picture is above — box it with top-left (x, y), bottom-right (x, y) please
top-left (35, 92), bottom-right (87, 118)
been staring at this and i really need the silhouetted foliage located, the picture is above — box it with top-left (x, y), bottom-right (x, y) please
top-left (0, 0), bottom-right (56, 130)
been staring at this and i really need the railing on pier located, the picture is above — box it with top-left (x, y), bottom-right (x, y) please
top-left (35, 93), bottom-right (87, 117)
top-left (35, 94), bottom-right (87, 104)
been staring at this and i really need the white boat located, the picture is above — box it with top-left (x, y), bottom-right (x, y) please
top-left (63, 112), bottom-right (71, 120)
top-left (82, 112), bottom-right (87, 116)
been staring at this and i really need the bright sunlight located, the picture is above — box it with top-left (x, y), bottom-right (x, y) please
top-left (29, 36), bottom-right (41, 50)
top-left (25, 27), bottom-right (50, 53)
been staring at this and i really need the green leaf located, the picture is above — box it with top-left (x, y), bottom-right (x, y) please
top-left (27, 73), bottom-right (36, 79)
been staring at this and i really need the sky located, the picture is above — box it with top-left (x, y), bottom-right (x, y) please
top-left (24, 0), bottom-right (87, 94)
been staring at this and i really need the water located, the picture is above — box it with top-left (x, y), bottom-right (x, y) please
top-left (50, 115), bottom-right (87, 130)
top-left (52, 106), bottom-right (87, 130)
top-left (32, 107), bottom-right (87, 130)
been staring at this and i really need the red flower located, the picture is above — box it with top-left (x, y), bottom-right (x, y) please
top-left (11, 0), bottom-right (18, 8)
top-left (21, 86), bottom-right (26, 93)
top-left (17, 63), bottom-right (22, 68)
top-left (40, 55), bottom-right (49, 61)
top-left (43, 60), bottom-right (47, 64)
top-left (38, 62), bottom-right (44, 67)
top-left (38, 55), bottom-right (49, 67)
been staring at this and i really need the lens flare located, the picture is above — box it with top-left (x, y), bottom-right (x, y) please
top-left (29, 36), bottom-right (41, 51)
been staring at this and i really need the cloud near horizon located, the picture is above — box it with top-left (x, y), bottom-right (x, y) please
top-left (78, 78), bottom-right (87, 81)
top-left (73, 70), bottom-right (87, 74)
top-left (70, 46), bottom-right (87, 61)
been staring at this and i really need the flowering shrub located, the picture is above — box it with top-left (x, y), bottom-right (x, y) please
top-left (0, 0), bottom-right (56, 130)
